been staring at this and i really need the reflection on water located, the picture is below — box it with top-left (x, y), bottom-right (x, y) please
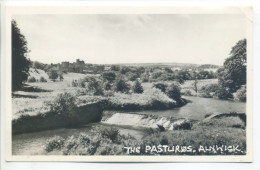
top-left (12, 96), bottom-right (246, 155)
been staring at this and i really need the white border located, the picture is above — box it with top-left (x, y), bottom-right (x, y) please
top-left (1, 1), bottom-right (256, 165)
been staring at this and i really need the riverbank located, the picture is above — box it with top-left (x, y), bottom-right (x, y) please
top-left (39, 112), bottom-right (246, 156)
top-left (12, 102), bottom-right (103, 134)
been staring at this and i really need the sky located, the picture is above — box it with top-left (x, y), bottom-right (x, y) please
top-left (13, 14), bottom-right (247, 65)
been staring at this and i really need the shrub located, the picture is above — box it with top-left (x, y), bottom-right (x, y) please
top-left (28, 77), bottom-right (36, 82)
top-left (78, 78), bottom-right (86, 88)
top-left (45, 136), bottom-right (65, 152)
top-left (102, 71), bottom-right (116, 82)
top-left (48, 92), bottom-right (79, 125)
top-left (153, 82), bottom-right (168, 93)
top-left (103, 81), bottom-right (112, 91)
top-left (87, 77), bottom-right (104, 95)
top-left (49, 70), bottom-right (59, 82)
top-left (140, 73), bottom-right (149, 82)
top-left (113, 78), bottom-right (130, 93)
top-left (182, 89), bottom-right (192, 96)
top-left (166, 83), bottom-right (181, 101)
top-left (200, 83), bottom-right (218, 97)
top-left (234, 85), bottom-right (246, 102)
top-left (132, 79), bottom-right (144, 94)
top-left (173, 120), bottom-right (192, 130)
top-left (39, 76), bottom-right (47, 82)
top-left (100, 127), bottom-right (120, 143)
top-left (216, 87), bottom-right (233, 100)
top-left (157, 124), bottom-right (166, 132)
top-left (71, 80), bottom-right (78, 87)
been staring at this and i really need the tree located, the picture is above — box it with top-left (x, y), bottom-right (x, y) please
top-left (113, 77), bottom-right (130, 93)
top-left (102, 71), bottom-right (116, 82)
top-left (49, 70), bottom-right (59, 82)
top-left (12, 20), bottom-right (30, 90)
top-left (132, 79), bottom-right (144, 94)
top-left (153, 82), bottom-right (168, 93)
top-left (218, 39), bottom-right (247, 93)
top-left (166, 83), bottom-right (181, 101)
top-left (87, 77), bottom-right (104, 95)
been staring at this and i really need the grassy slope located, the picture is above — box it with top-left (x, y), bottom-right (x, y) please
top-left (44, 113), bottom-right (246, 155)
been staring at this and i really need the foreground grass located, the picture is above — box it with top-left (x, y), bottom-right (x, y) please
top-left (44, 113), bottom-right (246, 155)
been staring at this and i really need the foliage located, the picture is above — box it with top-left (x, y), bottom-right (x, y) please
top-left (28, 77), bottom-right (36, 82)
top-left (49, 70), bottom-right (59, 82)
top-left (166, 83), bottom-right (181, 101)
top-left (86, 77), bottom-right (104, 95)
top-left (218, 39), bottom-right (247, 93)
top-left (100, 127), bottom-right (120, 143)
top-left (45, 136), bottom-right (65, 152)
top-left (44, 114), bottom-right (246, 155)
top-left (113, 77), bottom-right (130, 93)
top-left (140, 73), bottom-right (150, 82)
top-left (40, 76), bottom-right (47, 82)
top-left (103, 81), bottom-right (112, 91)
top-left (33, 61), bottom-right (45, 70)
top-left (59, 74), bottom-right (64, 81)
top-left (77, 78), bottom-right (87, 88)
top-left (71, 80), bottom-right (78, 87)
top-left (102, 71), bottom-right (116, 82)
top-left (120, 66), bottom-right (131, 74)
top-left (215, 88), bottom-right (233, 100)
top-left (173, 120), bottom-right (193, 130)
top-left (153, 82), bottom-right (168, 93)
top-left (47, 92), bottom-right (79, 124)
top-left (234, 85), bottom-right (246, 102)
top-left (111, 65), bottom-right (120, 71)
top-left (132, 79), bottom-right (144, 94)
top-left (12, 20), bottom-right (30, 90)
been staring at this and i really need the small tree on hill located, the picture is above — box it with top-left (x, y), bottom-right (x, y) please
top-left (113, 77), bottom-right (130, 93)
top-left (132, 79), bottom-right (144, 94)
top-left (49, 70), bottom-right (59, 82)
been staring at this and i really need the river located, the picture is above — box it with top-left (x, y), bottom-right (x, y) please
top-left (12, 96), bottom-right (246, 155)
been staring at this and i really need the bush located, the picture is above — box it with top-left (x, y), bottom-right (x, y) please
top-left (39, 76), bottom-right (47, 82)
top-left (87, 77), bottom-right (104, 95)
top-left (183, 89), bottom-right (192, 96)
top-left (132, 79), bottom-right (144, 94)
top-left (100, 127), bottom-right (120, 143)
top-left (71, 80), bottom-right (78, 87)
top-left (48, 92), bottom-right (79, 124)
top-left (103, 81), bottom-right (112, 91)
top-left (173, 120), bottom-right (192, 130)
top-left (153, 82), bottom-right (168, 93)
top-left (78, 78), bottom-right (86, 88)
top-left (28, 77), bottom-right (36, 82)
top-left (166, 83), bottom-right (181, 101)
top-left (49, 70), bottom-right (59, 82)
top-left (216, 88), bottom-right (233, 100)
top-left (113, 78), bottom-right (130, 93)
top-left (45, 136), bottom-right (65, 152)
top-left (234, 85), bottom-right (246, 102)
top-left (140, 73), bottom-right (149, 82)
top-left (200, 84), bottom-right (218, 93)
top-left (102, 71), bottom-right (116, 82)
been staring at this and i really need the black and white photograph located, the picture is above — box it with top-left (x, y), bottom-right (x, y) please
top-left (5, 6), bottom-right (253, 162)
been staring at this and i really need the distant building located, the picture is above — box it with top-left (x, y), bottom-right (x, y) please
top-left (50, 59), bottom-right (86, 73)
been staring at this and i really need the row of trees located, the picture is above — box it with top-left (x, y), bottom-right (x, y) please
top-left (72, 76), bottom-right (144, 95)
